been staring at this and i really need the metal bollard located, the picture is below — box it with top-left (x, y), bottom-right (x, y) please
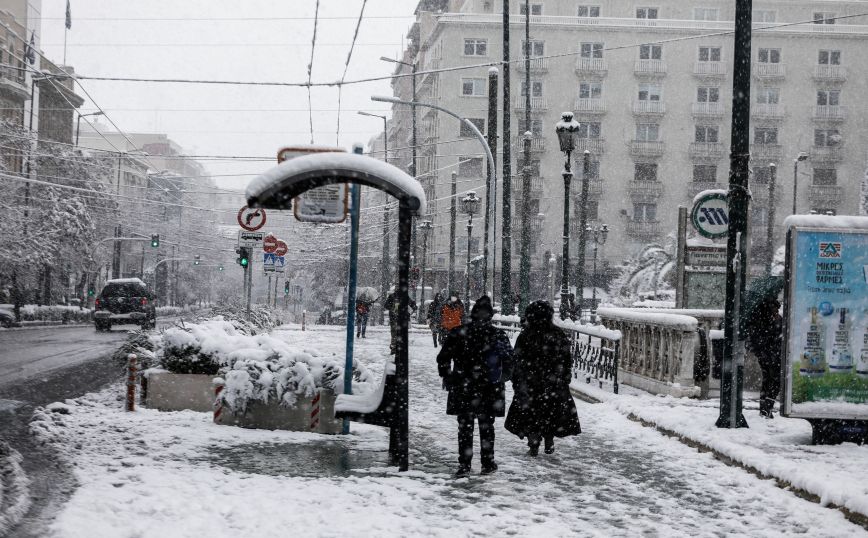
top-left (212, 377), bottom-right (225, 423)
top-left (125, 354), bottom-right (137, 412)
top-left (302, 310), bottom-right (306, 331)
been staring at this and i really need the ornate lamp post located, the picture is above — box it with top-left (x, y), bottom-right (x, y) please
top-left (417, 219), bottom-right (433, 322)
top-left (460, 191), bottom-right (481, 303)
top-left (586, 223), bottom-right (609, 324)
top-left (555, 112), bottom-right (580, 320)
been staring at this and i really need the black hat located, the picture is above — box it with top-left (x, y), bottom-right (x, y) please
top-left (471, 295), bottom-right (494, 320)
top-left (524, 300), bottom-right (554, 327)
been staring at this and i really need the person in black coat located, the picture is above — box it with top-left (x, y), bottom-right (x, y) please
top-left (437, 296), bottom-right (513, 477)
top-left (505, 300), bottom-right (581, 455)
top-left (746, 295), bottom-right (783, 418)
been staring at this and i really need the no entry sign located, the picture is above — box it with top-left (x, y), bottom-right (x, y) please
top-left (237, 206), bottom-right (267, 231)
top-left (263, 234), bottom-right (278, 253)
top-left (274, 240), bottom-right (288, 257)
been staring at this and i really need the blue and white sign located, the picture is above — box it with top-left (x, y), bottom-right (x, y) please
top-left (262, 253), bottom-right (286, 273)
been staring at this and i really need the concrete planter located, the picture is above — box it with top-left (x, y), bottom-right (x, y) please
top-left (215, 389), bottom-right (343, 435)
top-left (142, 372), bottom-right (216, 413)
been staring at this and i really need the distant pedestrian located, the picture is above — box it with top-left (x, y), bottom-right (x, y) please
top-left (384, 289), bottom-right (416, 354)
top-left (427, 292), bottom-right (444, 347)
top-left (437, 296), bottom-right (513, 477)
top-left (746, 294), bottom-right (783, 418)
top-left (439, 292), bottom-right (465, 337)
top-left (506, 300), bottom-right (581, 456)
top-left (355, 299), bottom-right (372, 338)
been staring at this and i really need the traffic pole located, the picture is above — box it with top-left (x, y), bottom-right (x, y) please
top-left (245, 255), bottom-right (253, 321)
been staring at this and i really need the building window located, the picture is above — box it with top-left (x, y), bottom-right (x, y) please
top-left (521, 40), bottom-right (545, 57)
top-left (463, 38), bottom-right (488, 56)
top-left (576, 200), bottom-right (600, 220)
top-left (517, 156), bottom-right (541, 176)
top-left (813, 12), bottom-right (836, 24)
top-left (751, 207), bottom-right (769, 229)
top-left (521, 80), bottom-right (544, 97)
top-left (519, 3), bottom-right (543, 16)
top-left (635, 123), bottom-right (660, 142)
top-left (693, 165), bottom-right (717, 182)
top-left (459, 118), bottom-right (485, 137)
top-left (813, 168), bottom-right (837, 185)
top-left (638, 83), bottom-right (662, 101)
top-left (758, 48), bottom-right (781, 64)
top-left (814, 129), bottom-right (841, 147)
top-left (578, 5), bottom-right (600, 17)
top-left (517, 118), bottom-right (543, 136)
top-left (579, 160), bottom-right (601, 180)
top-left (458, 156), bottom-right (484, 177)
top-left (818, 50), bottom-right (841, 65)
top-left (754, 127), bottom-right (778, 144)
top-left (578, 122), bottom-right (602, 139)
top-left (580, 42), bottom-right (604, 58)
top-left (639, 44), bottom-right (662, 60)
top-left (634, 163), bottom-right (658, 181)
top-left (636, 7), bottom-right (658, 19)
top-left (633, 203), bottom-right (658, 222)
top-left (461, 78), bottom-right (486, 96)
top-left (694, 125), bottom-right (719, 143)
top-left (694, 8), bottom-right (719, 21)
top-left (753, 165), bottom-right (773, 184)
top-left (698, 46), bottom-right (722, 62)
top-left (756, 88), bottom-right (780, 104)
top-left (817, 89), bottom-right (840, 106)
top-left (753, 10), bottom-right (776, 23)
top-left (697, 87), bottom-right (720, 103)
top-left (579, 82), bottom-right (602, 99)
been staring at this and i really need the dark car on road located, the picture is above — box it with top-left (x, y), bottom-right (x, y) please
top-left (0, 307), bottom-right (20, 328)
top-left (94, 278), bottom-right (156, 331)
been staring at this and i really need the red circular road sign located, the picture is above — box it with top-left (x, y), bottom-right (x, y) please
top-left (274, 240), bottom-right (288, 257)
top-left (263, 234), bottom-right (278, 253)
top-left (237, 206), bottom-right (267, 231)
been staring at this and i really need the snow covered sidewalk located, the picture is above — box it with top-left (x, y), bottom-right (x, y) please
top-left (570, 380), bottom-right (868, 525)
top-left (26, 325), bottom-right (866, 537)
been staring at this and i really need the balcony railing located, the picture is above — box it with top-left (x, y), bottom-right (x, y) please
top-left (628, 180), bottom-right (663, 199)
top-left (632, 100), bottom-right (666, 115)
top-left (751, 103), bottom-right (786, 119)
top-left (574, 98), bottom-right (606, 114)
top-left (575, 57), bottom-right (608, 75)
top-left (513, 175), bottom-right (544, 197)
top-left (809, 146), bottom-right (843, 162)
top-left (516, 57), bottom-right (549, 73)
top-left (687, 181), bottom-right (721, 197)
top-left (809, 184), bottom-right (843, 203)
top-left (512, 135), bottom-right (546, 152)
top-left (630, 140), bottom-right (665, 157)
top-left (576, 178), bottom-right (603, 198)
top-left (571, 218), bottom-right (601, 235)
top-left (813, 65), bottom-right (847, 81)
top-left (691, 102), bottom-right (725, 117)
top-left (689, 142), bottom-right (726, 159)
top-left (750, 143), bottom-right (783, 159)
top-left (634, 59), bottom-right (667, 76)
top-left (753, 63), bottom-right (786, 78)
top-left (514, 96), bottom-right (549, 110)
top-left (576, 138), bottom-right (606, 155)
top-left (813, 105), bottom-right (846, 121)
top-left (626, 221), bottom-right (661, 239)
top-left (693, 61), bottom-right (726, 77)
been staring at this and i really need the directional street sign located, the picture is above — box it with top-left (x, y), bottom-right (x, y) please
top-left (237, 205), bottom-right (267, 231)
top-left (277, 146), bottom-right (349, 224)
top-left (263, 234), bottom-right (278, 253)
top-left (238, 230), bottom-right (264, 247)
top-left (691, 191), bottom-right (729, 239)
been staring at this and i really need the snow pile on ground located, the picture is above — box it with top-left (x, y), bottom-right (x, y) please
top-left (0, 442), bottom-right (30, 535)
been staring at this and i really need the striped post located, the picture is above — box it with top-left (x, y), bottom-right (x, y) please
top-left (310, 390), bottom-right (321, 432)
top-left (125, 354), bottom-right (137, 412)
top-left (212, 378), bottom-right (225, 423)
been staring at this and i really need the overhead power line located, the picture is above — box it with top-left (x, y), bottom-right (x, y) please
top-left (336, 0), bottom-right (369, 145)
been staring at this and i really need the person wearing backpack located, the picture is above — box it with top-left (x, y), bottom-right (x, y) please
top-left (505, 300), bottom-right (581, 456)
top-left (437, 295), bottom-right (513, 477)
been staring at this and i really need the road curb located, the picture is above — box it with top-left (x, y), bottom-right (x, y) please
top-left (0, 442), bottom-right (31, 536)
top-left (569, 385), bottom-right (868, 530)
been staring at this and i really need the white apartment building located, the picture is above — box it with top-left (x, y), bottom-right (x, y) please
top-left (377, 0), bottom-right (868, 297)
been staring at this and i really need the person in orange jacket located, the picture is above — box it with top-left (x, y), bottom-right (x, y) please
top-left (439, 292), bottom-right (465, 339)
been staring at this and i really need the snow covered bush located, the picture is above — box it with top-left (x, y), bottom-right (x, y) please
top-left (112, 329), bottom-right (159, 366)
top-left (205, 303), bottom-right (284, 335)
top-left (9, 304), bottom-right (93, 324)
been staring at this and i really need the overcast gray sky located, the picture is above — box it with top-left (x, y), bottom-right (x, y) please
top-left (40, 0), bottom-right (418, 189)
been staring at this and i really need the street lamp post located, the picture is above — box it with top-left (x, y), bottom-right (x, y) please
top-left (75, 111), bottom-right (104, 145)
top-left (417, 220), bottom-right (433, 322)
top-left (448, 171), bottom-right (457, 294)
top-left (792, 152), bottom-right (808, 214)
top-left (765, 162), bottom-right (777, 274)
top-left (555, 112), bottom-right (580, 320)
top-left (586, 223), bottom-right (609, 324)
top-left (461, 191), bottom-right (481, 304)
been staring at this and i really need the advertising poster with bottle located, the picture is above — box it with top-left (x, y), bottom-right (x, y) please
top-left (783, 225), bottom-right (868, 419)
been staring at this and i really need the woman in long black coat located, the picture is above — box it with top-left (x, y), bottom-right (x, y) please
top-left (505, 301), bottom-right (581, 455)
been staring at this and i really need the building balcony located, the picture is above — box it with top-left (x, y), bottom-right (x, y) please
top-left (809, 184), bottom-right (843, 204)
top-left (512, 135), bottom-right (546, 152)
top-left (691, 102), bottom-right (725, 117)
top-left (634, 59), bottom-right (667, 76)
top-left (693, 62), bottom-right (726, 77)
top-left (513, 175), bottom-right (544, 198)
top-left (813, 65), bottom-right (847, 82)
top-left (575, 57), bottom-right (608, 76)
top-left (571, 218), bottom-right (601, 235)
top-left (687, 181), bottom-right (721, 197)
top-left (813, 105), bottom-right (846, 122)
top-left (0, 69), bottom-right (29, 101)
top-left (576, 138), bottom-right (606, 155)
top-left (689, 142), bottom-right (726, 159)
top-left (751, 184), bottom-right (770, 201)
top-left (576, 178), bottom-right (603, 198)
top-left (628, 180), bottom-right (663, 199)
top-left (514, 96), bottom-right (548, 111)
top-left (516, 57), bottom-right (549, 73)
top-left (574, 98), bottom-right (606, 114)
top-left (631, 100), bottom-right (666, 115)
top-left (751, 103), bottom-right (786, 119)
top-left (809, 146), bottom-right (843, 162)
top-left (753, 63), bottom-right (786, 79)
top-left (626, 221), bottom-right (661, 239)
top-left (630, 140), bottom-right (665, 157)
top-left (751, 143), bottom-right (783, 159)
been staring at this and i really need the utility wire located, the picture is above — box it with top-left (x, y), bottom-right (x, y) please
top-left (307, 0), bottom-right (320, 144)
top-left (336, 0), bottom-right (368, 145)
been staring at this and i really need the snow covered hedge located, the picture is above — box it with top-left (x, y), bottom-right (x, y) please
top-left (0, 304), bottom-right (93, 324)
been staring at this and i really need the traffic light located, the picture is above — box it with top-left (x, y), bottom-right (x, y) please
top-left (236, 247), bottom-right (250, 267)
top-left (284, 281), bottom-right (290, 295)
top-left (87, 287), bottom-right (95, 297)
top-left (150, 234), bottom-right (159, 248)
top-left (217, 265), bottom-right (224, 272)
top-left (194, 255), bottom-right (201, 266)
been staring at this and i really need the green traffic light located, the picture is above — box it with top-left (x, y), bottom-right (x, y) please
top-left (218, 266), bottom-right (224, 271)
top-left (240, 257), bottom-right (249, 267)
top-left (151, 234), bottom-right (160, 248)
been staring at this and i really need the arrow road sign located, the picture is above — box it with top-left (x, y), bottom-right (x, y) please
top-left (237, 206), bottom-right (267, 232)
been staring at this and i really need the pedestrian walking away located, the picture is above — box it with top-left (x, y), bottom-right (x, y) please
top-left (439, 292), bottom-right (465, 343)
top-left (505, 300), bottom-right (581, 456)
top-left (427, 292), bottom-right (444, 347)
top-left (437, 295), bottom-right (513, 477)
top-left (356, 299), bottom-right (372, 338)
top-left (384, 288), bottom-right (416, 354)
top-left (743, 276), bottom-right (785, 419)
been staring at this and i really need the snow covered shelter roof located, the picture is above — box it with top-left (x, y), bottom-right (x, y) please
top-left (245, 152), bottom-right (426, 215)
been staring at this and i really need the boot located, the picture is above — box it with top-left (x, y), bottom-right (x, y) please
top-left (759, 397), bottom-right (775, 419)
top-left (527, 442), bottom-right (539, 457)
top-left (454, 465), bottom-right (471, 478)
top-left (481, 461), bottom-right (498, 475)
top-left (544, 437), bottom-right (555, 454)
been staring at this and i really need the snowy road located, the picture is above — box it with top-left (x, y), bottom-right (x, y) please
top-left (28, 324), bottom-right (865, 537)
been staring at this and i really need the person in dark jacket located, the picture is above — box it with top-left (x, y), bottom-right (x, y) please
top-left (383, 290), bottom-right (416, 355)
top-left (437, 295), bottom-right (513, 477)
top-left (505, 300), bottom-right (581, 455)
top-left (746, 295), bottom-right (783, 418)
top-left (427, 292), bottom-right (444, 347)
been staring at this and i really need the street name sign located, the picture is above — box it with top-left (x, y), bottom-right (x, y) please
top-left (277, 145), bottom-right (349, 224)
top-left (691, 191), bottom-right (729, 239)
top-left (237, 206), bottom-right (267, 231)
